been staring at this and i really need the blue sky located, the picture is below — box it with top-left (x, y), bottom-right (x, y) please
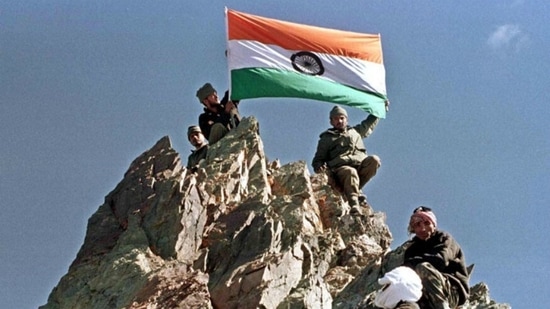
top-left (1, 1), bottom-right (549, 308)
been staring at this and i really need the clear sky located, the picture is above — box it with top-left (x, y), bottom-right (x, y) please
top-left (1, 1), bottom-right (548, 308)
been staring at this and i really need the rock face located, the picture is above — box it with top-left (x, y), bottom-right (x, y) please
top-left (41, 117), bottom-right (510, 309)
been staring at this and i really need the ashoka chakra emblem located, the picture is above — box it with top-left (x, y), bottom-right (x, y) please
top-left (290, 51), bottom-right (324, 76)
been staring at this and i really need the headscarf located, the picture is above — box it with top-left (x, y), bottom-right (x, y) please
top-left (408, 206), bottom-right (437, 233)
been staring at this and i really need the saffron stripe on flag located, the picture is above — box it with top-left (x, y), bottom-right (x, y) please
top-left (227, 9), bottom-right (383, 64)
top-left (226, 8), bottom-right (388, 118)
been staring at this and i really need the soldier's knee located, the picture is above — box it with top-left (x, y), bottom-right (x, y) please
top-left (370, 155), bottom-right (381, 166)
top-left (208, 123), bottom-right (229, 144)
top-left (415, 262), bottom-right (431, 271)
top-left (361, 155), bottom-right (381, 167)
top-left (414, 262), bottom-right (433, 278)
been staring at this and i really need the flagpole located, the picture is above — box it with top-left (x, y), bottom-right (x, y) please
top-left (224, 7), bottom-right (232, 100)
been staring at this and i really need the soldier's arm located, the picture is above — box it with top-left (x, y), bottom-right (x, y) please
top-left (354, 114), bottom-right (379, 138)
top-left (312, 135), bottom-right (329, 173)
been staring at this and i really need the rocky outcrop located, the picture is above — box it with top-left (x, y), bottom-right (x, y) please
top-left (41, 117), bottom-right (510, 309)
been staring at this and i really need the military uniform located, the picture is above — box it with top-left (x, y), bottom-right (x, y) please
top-left (187, 144), bottom-right (208, 172)
top-left (312, 113), bottom-right (380, 209)
top-left (197, 86), bottom-right (240, 144)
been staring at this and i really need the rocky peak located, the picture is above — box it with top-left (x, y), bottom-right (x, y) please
top-left (41, 117), bottom-right (510, 309)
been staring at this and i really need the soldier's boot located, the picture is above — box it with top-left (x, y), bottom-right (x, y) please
top-left (358, 194), bottom-right (368, 206)
top-left (348, 196), bottom-right (362, 215)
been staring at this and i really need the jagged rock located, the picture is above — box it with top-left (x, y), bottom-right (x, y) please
top-left (41, 117), bottom-right (509, 309)
top-left (465, 283), bottom-right (511, 309)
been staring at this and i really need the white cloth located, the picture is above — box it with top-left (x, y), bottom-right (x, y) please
top-left (374, 266), bottom-right (423, 309)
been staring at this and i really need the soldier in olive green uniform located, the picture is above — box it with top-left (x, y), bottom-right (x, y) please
top-left (186, 125), bottom-right (208, 173)
top-left (312, 106), bottom-right (381, 215)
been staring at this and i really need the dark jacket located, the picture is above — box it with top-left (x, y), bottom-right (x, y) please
top-left (198, 91), bottom-right (240, 141)
top-left (187, 145), bottom-right (208, 172)
top-left (312, 114), bottom-right (378, 172)
top-left (404, 230), bottom-right (470, 306)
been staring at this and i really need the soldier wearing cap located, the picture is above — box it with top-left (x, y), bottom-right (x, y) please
top-left (196, 83), bottom-right (241, 144)
top-left (186, 125), bottom-right (208, 172)
top-left (403, 206), bottom-right (470, 309)
top-left (312, 105), bottom-right (382, 215)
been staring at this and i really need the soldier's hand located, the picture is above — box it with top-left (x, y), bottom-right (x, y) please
top-left (384, 99), bottom-right (390, 112)
top-left (225, 100), bottom-right (237, 113)
top-left (314, 164), bottom-right (327, 174)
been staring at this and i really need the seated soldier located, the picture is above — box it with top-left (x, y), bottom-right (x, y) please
top-left (403, 206), bottom-right (470, 309)
top-left (312, 105), bottom-right (382, 215)
top-left (195, 83), bottom-right (240, 144)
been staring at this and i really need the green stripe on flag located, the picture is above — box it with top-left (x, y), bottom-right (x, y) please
top-left (230, 68), bottom-right (387, 118)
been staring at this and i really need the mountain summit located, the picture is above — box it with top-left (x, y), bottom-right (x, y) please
top-left (41, 117), bottom-right (509, 309)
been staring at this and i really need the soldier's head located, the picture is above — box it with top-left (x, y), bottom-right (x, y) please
top-left (187, 125), bottom-right (206, 148)
top-left (196, 83), bottom-right (219, 110)
top-left (329, 106), bottom-right (348, 131)
top-left (408, 206), bottom-right (437, 240)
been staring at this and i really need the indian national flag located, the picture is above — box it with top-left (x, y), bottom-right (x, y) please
top-left (226, 8), bottom-right (387, 118)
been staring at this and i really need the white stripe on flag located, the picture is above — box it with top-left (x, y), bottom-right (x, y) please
top-left (228, 40), bottom-right (386, 96)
